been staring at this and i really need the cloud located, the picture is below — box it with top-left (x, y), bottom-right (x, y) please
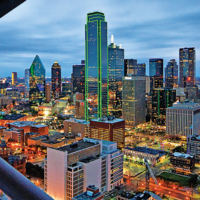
top-left (0, 0), bottom-right (200, 77)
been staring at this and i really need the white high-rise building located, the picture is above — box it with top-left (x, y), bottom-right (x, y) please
top-left (166, 102), bottom-right (200, 136)
top-left (44, 138), bottom-right (123, 200)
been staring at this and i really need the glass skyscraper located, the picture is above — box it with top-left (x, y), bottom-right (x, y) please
top-left (149, 58), bottom-right (163, 92)
top-left (108, 35), bottom-right (124, 117)
top-left (165, 59), bottom-right (178, 88)
top-left (29, 55), bottom-right (45, 105)
top-left (24, 68), bottom-right (29, 98)
top-left (85, 12), bottom-right (108, 121)
top-left (72, 60), bottom-right (85, 95)
top-left (179, 47), bottom-right (195, 87)
top-left (51, 61), bottom-right (61, 99)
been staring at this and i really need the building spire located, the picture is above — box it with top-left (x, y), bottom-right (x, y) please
top-left (111, 35), bottom-right (114, 43)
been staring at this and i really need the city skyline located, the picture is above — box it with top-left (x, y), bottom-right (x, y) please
top-left (1, 0), bottom-right (200, 77)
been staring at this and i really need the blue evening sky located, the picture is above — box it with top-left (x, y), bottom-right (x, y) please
top-left (0, 0), bottom-right (200, 77)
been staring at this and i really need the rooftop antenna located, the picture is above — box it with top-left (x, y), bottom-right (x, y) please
top-left (111, 35), bottom-right (114, 43)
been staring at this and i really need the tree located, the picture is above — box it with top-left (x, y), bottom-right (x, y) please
top-left (189, 174), bottom-right (197, 187)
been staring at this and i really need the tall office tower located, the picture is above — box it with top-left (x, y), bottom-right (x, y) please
top-left (72, 61), bottom-right (85, 95)
top-left (12, 72), bottom-right (17, 85)
top-left (24, 69), bottom-right (29, 98)
top-left (85, 12), bottom-right (108, 121)
top-left (124, 59), bottom-right (137, 76)
top-left (137, 63), bottom-right (146, 76)
top-left (45, 84), bottom-right (51, 103)
top-left (51, 61), bottom-right (61, 99)
top-left (29, 55), bottom-right (45, 105)
top-left (179, 47), bottom-right (195, 87)
top-left (151, 88), bottom-right (176, 124)
top-left (165, 59), bottom-right (178, 88)
top-left (45, 138), bottom-right (123, 200)
top-left (122, 76), bottom-right (146, 127)
top-left (187, 134), bottom-right (200, 162)
top-left (149, 58), bottom-right (163, 92)
top-left (108, 35), bottom-right (124, 117)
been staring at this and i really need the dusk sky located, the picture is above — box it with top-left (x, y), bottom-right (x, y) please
top-left (0, 0), bottom-right (200, 78)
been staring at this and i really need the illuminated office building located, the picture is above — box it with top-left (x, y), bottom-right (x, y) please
top-left (149, 58), bottom-right (163, 92)
top-left (29, 55), bottom-right (45, 105)
top-left (122, 76), bottom-right (146, 127)
top-left (62, 82), bottom-right (71, 97)
top-left (165, 59), bottom-right (178, 88)
top-left (151, 88), bottom-right (176, 124)
top-left (179, 47), bottom-right (195, 87)
top-left (24, 69), bottom-right (29, 98)
top-left (51, 61), bottom-right (61, 99)
top-left (12, 72), bottom-right (17, 85)
top-left (108, 35), bottom-right (124, 117)
top-left (72, 60), bottom-right (85, 95)
top-left (124, 59), bottom-right (145, 76)
top-left (85, 12), bottom-right (108, 120)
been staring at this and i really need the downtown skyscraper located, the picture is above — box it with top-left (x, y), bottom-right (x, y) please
top-left (85, 12), bottom-right (108, 121)
top-left (29, 55), bottom-right (45, 105)
top-left (24, 68), bottom-right (29, 98)
top-left (108, 35), bottom-right (124, 117)
top-left (51, 61), bottom-right (61, 99)
top-left (165, 59), bottom-right (178, 88)
top-left (179, 47), bottom-right (195, 87)
top-left (149, 58), bottom-right (163, 92)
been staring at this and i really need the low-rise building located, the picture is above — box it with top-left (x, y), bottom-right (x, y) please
top-left (45, 138), bottom-right (123, 200)
top-left (0, 114), bottom-right (27, 126)
top-left (64, 118), bottom-right (90, 138)
top-left (117, 191), bottom-right (152, 200)
top-left (123, 147), bottom-right (166, 165)
top-left (170, 152), bottom-right (195, 173)
top-left (30, 124), bottom-right (48, 136)
top-left (90, 117), bottom-right (125, 149)
top-left (72, 185), bottom-right (103, 200)
top-left (187, 134), bottom-right (200, 162)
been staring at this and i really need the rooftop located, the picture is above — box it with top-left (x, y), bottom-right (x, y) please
top-left (8, 121), bottom-right (37, 127)
top-left (125, 146), bottom-right (166, 156)
top-left (2, 114), bottom-right (26, 120)
top-left (91, 116), bottom-right (124, 123)
top-left (173, 152), bottom-right (193, 159)
top-left (65, 118), bottom-right (89, 125)
top-left (118, 192), bottom-right (151, 200)
top-left (31, 124), bottom-right (47, 128)
top-left (56, 140), bottom-right (99, 154)
top-left (168, 102), bottom-right (200, 111)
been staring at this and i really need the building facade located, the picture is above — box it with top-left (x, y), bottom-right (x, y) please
top-left (24, 69), bottom-right (29, 98)
top-left (151, 88), bottom-right (176, 123)
top-left (51, 61), bottom-right (61, 99)
top-left (122, 76), bottom-right (146, 127)
top-left (90, 117), bottom-right (125, 149)
top-left (179, 47), bottom-right (195, 87)
top-left (12, 72), bottom-right (17, 85)
top-left (108, 35), bottom-right (124, 117)
top-left (85, 12), bottom-right (108, 120)
top-left (149, 58), bottom-right (163, 92)
top-left (72, 61), bottom-right (85, 95)
top-left (166, 102), bottom-right (200, 136)
top-left (29, 55), bottom-right (45, 105)
top-left (45, 138), bottom-right (123, 200)
top-left (165, 59), bottom-right (178, 88)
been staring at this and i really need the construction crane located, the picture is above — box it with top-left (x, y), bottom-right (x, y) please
top-left (144, 158), bottom-right (158, 192)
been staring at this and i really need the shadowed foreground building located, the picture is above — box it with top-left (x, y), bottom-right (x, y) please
top-left (45, 138), bottom-right (123, 200)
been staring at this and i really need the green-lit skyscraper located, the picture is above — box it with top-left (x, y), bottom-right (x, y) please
top-left (29, 55), bottom-right (45, 105)
top-left (85, 12), bottom-right (108, 121)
